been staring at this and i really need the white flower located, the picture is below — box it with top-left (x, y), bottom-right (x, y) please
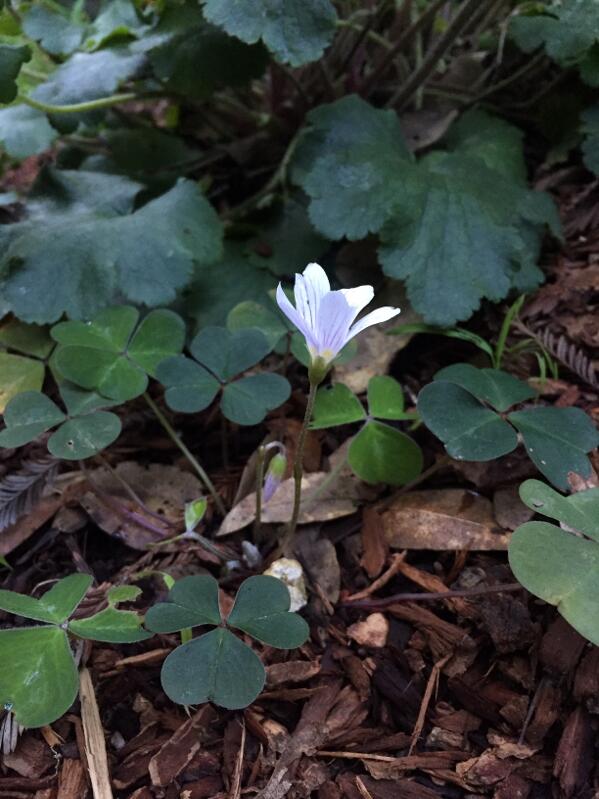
top-left (276, 262), bottom-right (400, 366)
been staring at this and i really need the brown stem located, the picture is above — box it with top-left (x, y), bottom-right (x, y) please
top-left (342, 581), bottom-right (524, 610)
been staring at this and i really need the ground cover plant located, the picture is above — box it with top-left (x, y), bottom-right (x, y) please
top-left (0, 0), bottom-right (598, 796)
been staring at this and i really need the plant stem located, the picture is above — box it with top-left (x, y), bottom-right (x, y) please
top-left (284, 381), bottom-right (318, 547)
top-left (253, 445), bottom-right (266, 541)
top-left (20, 92), bottom-right (139, 115)
top-left (143, 393), bottom-right (227, 517)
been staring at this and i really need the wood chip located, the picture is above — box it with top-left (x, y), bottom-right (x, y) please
top-left (148, 705), bottom-right (216, 787)
top-left (79, 667), bottom-right (113, 799)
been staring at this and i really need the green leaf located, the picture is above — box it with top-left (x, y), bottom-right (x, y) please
top-left (0, 353), bottom-right (45, 414)
top-left (434, 364), bottom-right (536, 412)
top-left (0, 174), bottom-right (223, 323)
top-left (0, 573), bottom-right (91, 624)
top-left (22, 5), bottom-right (84, 55)
top-left (292, 95), bottom-right (413, 239)
top-left (508, 407), bottom-right (599, 490)
top-left (53, 307), bottom-right (185, 401)
top-left (203, 0), bottom-right (337, 67)
top-left (509, 520), bottom-right (599, 645)
top-left (86, 0), bottom-right (149, 49)
top-left (227, 575), bottom-right (309, 648)
top-left (0, 391), bottom-right (65, 448)
top-left (311, 383), bottom-right (366, 429)
top-left (105, 127), bottom-right (196, 178)
top-left (157, 355), bottom-right (221, 414)
top-left (581, 104), bottom-right (599, 174)
top-left (160, 627), bottom-right (265, 709)
top-left (145, 575), bottom-right (222, 634)
top-left (47, 411), bottom-right (122, 460)
top-left (185, 498), bottom-right (207, 532)
top-left (0, 44), bottom-right (30, 103)
top-left (221, 373), bottom-right (291, 426)
top-left (518, 479), bottom-right (599, 542)
top-left (227, 301), bottom-right (287, 350)
top-left (190, 326), bottom-right (272, 382)
top-left (0, 626), bottom-right (78, 728)
top-left (0, 105), bottom-right (58, 159)
top-left (348, 421), bottom-right (423, 485)
top-left (418, 382), bottom-right (518, 461)
top-left (69, 606), bottom-right (151, 643)
top-left (0, 319), bottom-right (53, 359)
top-left (367, 376), bottom-right (406, 420)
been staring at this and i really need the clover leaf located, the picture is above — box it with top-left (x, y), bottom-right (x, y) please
top-left (52, 306), bottom-right (185, 402)
top-left (146, 574), bottom-right (309, 709)
top-left (418, 364), bottom-right (599, 489)
top-left (0, 44), bottom-right (30, 103)
top-left (157, 326), bottom-right (290, 425)
top-left (0, 384), bottom-right (122, 460)
top-left (311, 377), bottom-right (423, 485)
top-left (0, 574), bottom-right (148, 727)
top-left (509, 480), bottom-right (599, 645)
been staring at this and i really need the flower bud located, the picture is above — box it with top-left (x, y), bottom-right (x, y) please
top-left (263, 451), bottom-right (286, 503)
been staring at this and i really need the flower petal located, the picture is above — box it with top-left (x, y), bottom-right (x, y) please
top-left (339, 285), bottom-right (374, 314)
top-left (317, 291), bottom-right (357, 360)
top-left (346, 306), bottom-right (401, 341)
top-left (276, 284), bottom-right (319, 351)
top-left (294, 263), bottom-right (330, 340)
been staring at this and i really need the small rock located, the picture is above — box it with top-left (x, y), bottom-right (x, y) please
top-left (347, 612), bottom-right (389, 648)
top-left (263, 558), bottom-right (308, 611)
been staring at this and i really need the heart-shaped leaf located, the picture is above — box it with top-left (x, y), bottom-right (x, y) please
top-left (0, 573), bottom-right (92, 624)
top-left (157, 355), bottom-right (221, 413)
top-left (227, 575), bottom-right (309, 648)
top-left (367, 376), bottom-right (407, 420)
top-left (435, 363), bottom-right (536, 412)
top-left (53, 307), bottom-right (185, 402)
top-left (311, 383), bottom-right (366, 429)
top-left (145, 575), bottom-right (222, 634)
top-left (227, 301), bottom-right (288, 350)
top-left (190, 326), bottom-right (272, 382)
top-left (508, 407), bottom-right (599, 490)
top-left (509, 520), bottom-right (599, 645)
top-left (160, 627), bottom-right (265, 709)
top-left (349, 421), bottom-right (423, 485)
top-left (0, 392), bottom-right (65, 448)
top-left (418, 382), bottom-right (518, 460)
top-left (47, 411), bottom-right (122, 460)
top-left (518, 479), bottom-right (599, 542)
top-left (221, 373), bottom-right (291, 425)
top-left (0, 626), bottom-right (78, 728)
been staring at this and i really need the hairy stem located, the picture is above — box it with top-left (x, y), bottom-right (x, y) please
top-left (143, 393), bottom-right (227, 517)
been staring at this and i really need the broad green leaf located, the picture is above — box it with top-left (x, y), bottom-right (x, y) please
top-left (105, 128), bottom-right (196, 178)
top-left (52, 307), bottom-right (139, 351)
top-left (0, 353), bottom-right (44, 413)
top-left (508, 407), bottom-right (599, 490)
top-left (157, 355), bottom-right (221, 414)
top-left (348, 421), bottom-right (423, 485)
top-left (434, 364), bottom-right (536, 412)
top-left (227, 301), bottom-right (287, 350)
top-left (69, 607), bottom-right (151, 643)
top-left (509, 521), bottom-right (599, 645)
top-left (145, 575), bottom-right (222, 634)
top-left (221, 374), bottom-right (291, 426)
top-left (581, 104), bottom-right (599, 174)
top-left (86, 0), bottom-right (149, 49)
top-left (0, 573), bottom-right (91, 624)
top-left (22, 5), bottom-right (84, 55)
top-left (418, 382), bottom-right (518, 461)
top-left (0, 626), bottom-right (78, 728)
top-left (367, 376), bottom-right (406, 420)
top-left (511, 1), bottom-right (599, 82)
top-left (203, 0), bottom-right (337, 67)
top-left (0, 44), bottom-right (30, 103)
top-left (47, 411), bottom-right (122, 460)
top-left (227, 575), bottom-right (309, 648)
top-left (0, 105), bottom-right (58, 159)
top-left (0, 319), bottom-right (53, 359)
top-left (190, 327), bottom-right (272, 382)
top-left (311, 383), bottom-right (366, 429)
top-left (0, 391), bottom-right (65, 448)
top-left (160, 627), bottom-right (265, 709)
top-left (292, 95), bottom-right (413, 239)
top-left (519, 479), bottom-right (599, 542)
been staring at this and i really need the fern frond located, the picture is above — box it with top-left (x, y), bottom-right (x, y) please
top-left (0, 457), bottom-right (59, 531)
top-left (537, 329), bottom-right (598, 388)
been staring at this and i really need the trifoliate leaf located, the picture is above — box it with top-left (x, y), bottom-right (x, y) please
top-left (0, 626), bottom-right (78, 728)
top-left (190, 326), bottom-right (271, 382)
top-left (434, 364), bottom-right (536, 412)
top-left (160, 627), bottom-right (265, 709)
top-left (145, 575), bottom-right (222, 633)
top-left (227, 576), bottom-right (309, 649)
top-left (291, 95), bottom-right (414, 239)
top-left (0, 173), bottom-right (223, 323)
top-left (508, 407), bottom-right (599, 490)
top-left (157, 356), bottom-right (221, 413)
top-left (348, 421), bottom-right (423, 485)
top-left (0, 44), bottom-right (30, 103)
top-left (22, 5), bottom-right (84, 55)
top-left (202, 0), bottom-right (337, 67)
top-left (220, 373), bottom-right (290, 426)
top-left (0, 573), bottom-right (92, 624)
top-left (311, 383), bottom-right (366, 429)
top-left (0, 105), bottom-right (58, 159)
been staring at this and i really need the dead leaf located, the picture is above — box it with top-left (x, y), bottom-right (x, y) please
top-left (347, 613), bottom-right (389, 648)
top-left (383, 489), bottom-right (511, 550)
top-left (360, 507), bottom-right (388, 578)
top-left (148, 706), bottom-right (216, 787)
top-left (296, 527), bottom-right (341, 604)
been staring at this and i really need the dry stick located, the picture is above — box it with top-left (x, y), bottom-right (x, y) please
top-left (409, 653), bottom-right (451, 755)
top-left (79, 667), bottom-right (113, 799)
top-left (143, 392), bottom-right (227, 517)
top-left (345, 552), bottom-right (407, 602)
top-left (343, 581), bottom-right (524, 610)
top-left (387, 0), bottom-right (494, 109)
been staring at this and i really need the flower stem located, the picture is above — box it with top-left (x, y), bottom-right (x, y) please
top-left (285, 381), bottom-right (318, 546)
top-left (20, 91), bottom-right (138, 115)
top-left (253, 445), bottom-right (266, 542)
top-left (143, 393), bottom-right (227, 517)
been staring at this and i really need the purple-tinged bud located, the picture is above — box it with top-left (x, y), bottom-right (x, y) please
top-left (263, 452), bottom-right (286, 503)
